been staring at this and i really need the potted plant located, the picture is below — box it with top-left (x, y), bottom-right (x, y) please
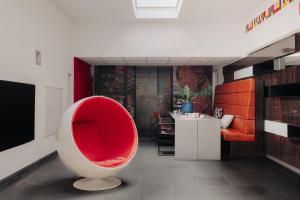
top-left (180, 85), bottom-right (195, 113)
top-left (192, 81), bottom-right (213, 114)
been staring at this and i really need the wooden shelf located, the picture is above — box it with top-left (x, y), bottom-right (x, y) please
top-left (265, 82), bottom-right (300, 97)
top-left (264, 120), bottom-right (300, 141)
top-left (288, 124), bottom-right (300, 141)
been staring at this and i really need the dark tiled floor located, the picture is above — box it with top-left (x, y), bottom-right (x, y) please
top-left (1, 141), bottom-right (300, 200)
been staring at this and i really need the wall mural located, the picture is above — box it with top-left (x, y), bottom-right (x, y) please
top-left (135, 67), bottom-right (159, 137)
top-left (135, 67), bottom-right (173, 138)
top-left (173, 66), bottom-right (212, 115)
top-left (246, 0), bottom-right (294, 33)
top-left (94, 66), bottom-right (136, 118)
top-left (95, 66), bottom-right (212, 138)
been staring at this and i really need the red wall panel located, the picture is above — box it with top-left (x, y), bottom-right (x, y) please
top-left (74, 57), bottom-right (92, 102)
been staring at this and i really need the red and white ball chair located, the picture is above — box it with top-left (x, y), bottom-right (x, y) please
top-left (57, 96), bottom-right (138, 191)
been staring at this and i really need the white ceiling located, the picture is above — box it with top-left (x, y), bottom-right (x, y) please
top-left (55, 0), bottom-right (263, 22)
top-left (80, 57), bottom-right (239, 67)
top-left (55, 0), bottom-right (300, 68)
top-left (80, 54), bottom-right (300, 67)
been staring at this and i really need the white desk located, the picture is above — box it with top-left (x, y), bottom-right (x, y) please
top-left (170, 113), bottom-right (221, 160)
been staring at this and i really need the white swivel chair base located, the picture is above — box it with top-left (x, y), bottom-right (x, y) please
top-left (73, 177), bottom-right (122, 191)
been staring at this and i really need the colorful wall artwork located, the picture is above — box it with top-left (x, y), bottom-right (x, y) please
top-left (173, 66), bottom-right (212, 115)
top-left (246, 0), bottom-right (294, 33)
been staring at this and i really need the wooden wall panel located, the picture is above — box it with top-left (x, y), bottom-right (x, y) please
top-left (224, 73), bottom-right (234, 83)
top-left (257, 66), bottom-right (300, 125)
top-left (258, 66), bottom-right (300, 169)
top-left (266, 132), bottom-right (300, 169)
top-left (226, 64), bottom-right (300, 168)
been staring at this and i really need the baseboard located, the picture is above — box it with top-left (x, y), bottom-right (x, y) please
top-left (266, 154), bottom-right (300, 175)
top-left (0, 151), bottom-right (57, 186)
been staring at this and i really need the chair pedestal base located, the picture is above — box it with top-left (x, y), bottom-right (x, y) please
top-left (73, 177), bottom-right (121, 191)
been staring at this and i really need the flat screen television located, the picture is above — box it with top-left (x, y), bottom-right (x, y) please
top-left (0, 80), bottom-right (35, 152)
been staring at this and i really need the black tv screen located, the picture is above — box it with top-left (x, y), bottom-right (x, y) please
top-left (0, 80), bottom-right (35, 152)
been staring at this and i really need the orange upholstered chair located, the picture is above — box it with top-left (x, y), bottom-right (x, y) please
top-left (214, 78), bottom-right (256, 143)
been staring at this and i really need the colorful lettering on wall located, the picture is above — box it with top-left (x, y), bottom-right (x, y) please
top-left (246, 0), bottom-right (294, 33)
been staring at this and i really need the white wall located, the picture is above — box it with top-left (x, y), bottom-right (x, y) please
top-left (218, 0), bottom-right (300, 82)
top-left (72, 21), bottom-right (246, 57)
top-left (234, 66), bottom-right (253, 80)
top-left (244, 0), bottom-right (300, 53)
top-left (213, 66), bottom-right (224, 85)
top-left (0, 0), bottom-right (72, 181)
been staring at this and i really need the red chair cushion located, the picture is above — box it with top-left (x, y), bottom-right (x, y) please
top-left (73, 122), bottom-right (105, 161)
top-left (72, 97), bottom-right (137, 168)
top-left (93, 157), bottom-right (126, 167)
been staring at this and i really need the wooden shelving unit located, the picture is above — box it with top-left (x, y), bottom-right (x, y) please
top-left (265, 82), bottom-right (300, 97)
top-left (288, 124), bottom-right (300, 141)
top-left (264, 82), bottom-right (300, 141)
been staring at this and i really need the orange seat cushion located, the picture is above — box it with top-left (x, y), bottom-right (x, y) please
top-left (221, 129), bottom-right (255, 142)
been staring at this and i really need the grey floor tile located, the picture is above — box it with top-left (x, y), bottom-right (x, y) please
top-left (170, 186), bottom-right (203, 200)
top-left (234, 185), bottom-right (269, 199)
top-left (201, 185), bottom-right (245, 200)
top-left (140, 185), bottom-right (171, 200)
top-left (0, 141), bottom-right (300, 200)
top-left (199, 177), bottom-right (230, 186)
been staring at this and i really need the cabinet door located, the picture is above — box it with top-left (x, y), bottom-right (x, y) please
top-left (197, 119), bottom-right (221, 160)
top-left (175, 119), bottom-right (198, 160)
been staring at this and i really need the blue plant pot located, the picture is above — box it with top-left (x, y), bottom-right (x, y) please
top-left (181, 103), bottom-right (193, 113)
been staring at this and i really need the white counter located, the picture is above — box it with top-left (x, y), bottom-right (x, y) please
top-left (170, 113), bottom-right (221, 160)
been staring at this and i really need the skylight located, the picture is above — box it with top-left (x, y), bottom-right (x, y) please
top-left (132, 0), bottom-right (183, 19)
top-left (136, 0), bottom-right (180, 8)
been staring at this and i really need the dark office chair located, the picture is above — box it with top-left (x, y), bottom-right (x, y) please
top-left (152, 112), bottom-right (175, 156)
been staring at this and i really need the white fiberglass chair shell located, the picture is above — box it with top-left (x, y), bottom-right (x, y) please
top-left (56, 96), bottom-right (138, 191)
